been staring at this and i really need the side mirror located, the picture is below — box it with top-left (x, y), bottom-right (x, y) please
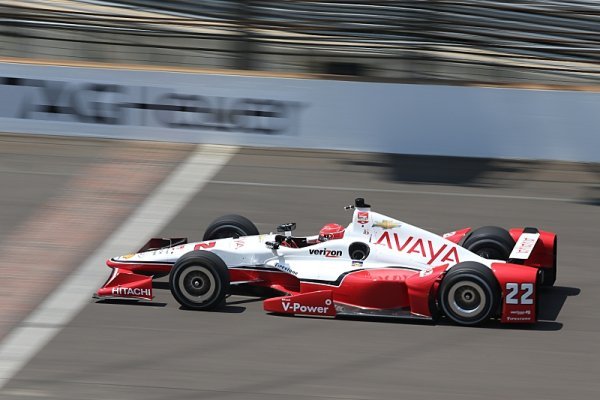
top-left (277, 223), bottom-right (296, 234)
top-left (266, 241), bottom-right (280, 250)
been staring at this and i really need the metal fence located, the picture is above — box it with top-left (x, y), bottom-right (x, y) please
top-left (2, 0), bottom-right (600, 85)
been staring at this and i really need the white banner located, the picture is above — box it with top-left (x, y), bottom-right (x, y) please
top-left (1, 62), bottom-right (599, 162)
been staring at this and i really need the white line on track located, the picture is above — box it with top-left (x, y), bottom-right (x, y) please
top-left (0, 144), bottom-right (238, 390)
top-left (210, 180), bottom-right (575, 203)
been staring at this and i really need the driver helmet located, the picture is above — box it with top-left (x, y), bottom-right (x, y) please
top-left (319, 223), bottom-right (345, 241)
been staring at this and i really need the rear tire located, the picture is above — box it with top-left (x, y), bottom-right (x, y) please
top-left (203, 214), bottom-right (259, 241)
top-left (439, 262), bottom-right (500, 326)
top-left (541, 236), bottom-right (557, 286)
top-left (463, 226), bottom-right (515, 260)
top-left (169, 251), bottom-right (229, 310)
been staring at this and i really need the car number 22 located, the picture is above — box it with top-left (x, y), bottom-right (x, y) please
top-left (505, 283), bottom-right (534, 305)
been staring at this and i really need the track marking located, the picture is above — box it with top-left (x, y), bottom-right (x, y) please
top-left (0, 144), bottom-right (238, 390)
top-left (210, 180), bottom-right (574, 203)
top-left (0, 142), bottom-right (190, 340)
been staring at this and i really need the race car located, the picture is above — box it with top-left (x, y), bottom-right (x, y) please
top-left (96, 198), bottom-right (557, 326)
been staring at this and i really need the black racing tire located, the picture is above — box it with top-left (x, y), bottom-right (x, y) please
top-left (169, 250), bottom-right (230, 310)
top-left (439, 262), bottom-right (500, 326)
top-left (542, 267), bottom-right (556, 287)
top-left (463, 226), bottom-right (515, 261)
top-left (202, 214), bottom-right (259, 241)
top-left (541, 235), bottom-right (557, 287)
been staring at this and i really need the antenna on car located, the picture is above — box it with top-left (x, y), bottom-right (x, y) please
top-left (276, 223), bottom-right (296, 237)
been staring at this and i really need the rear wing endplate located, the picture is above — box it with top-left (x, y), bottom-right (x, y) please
top-left (508, 227), bottom-right (540, 264)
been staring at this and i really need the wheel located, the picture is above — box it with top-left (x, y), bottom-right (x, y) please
top-left (541, 267), bottom-right (556, 287)
top-left (463, 226), bottom-right (515, 260)
top-left (169, 250), bottom-right (230, 310)
top-left (439, 262), bottom-right (500, 326)
top-left (541, 235), bottom-right (557, 286)
top-left (203, 214), bottom-right (259, 241)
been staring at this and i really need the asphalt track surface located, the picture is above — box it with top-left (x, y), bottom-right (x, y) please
top-left (1, 135), bottom-right (599, 399)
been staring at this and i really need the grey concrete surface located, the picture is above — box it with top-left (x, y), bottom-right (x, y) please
top-left (0, 134), bottom-right (193, 339)
top-left (1, 143), bottom-right (599, 399)
top-left (0, 135), bottom-right (99, 244)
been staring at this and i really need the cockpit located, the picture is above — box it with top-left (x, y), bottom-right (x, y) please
top-left (268, 222), bottom-right (346, 249)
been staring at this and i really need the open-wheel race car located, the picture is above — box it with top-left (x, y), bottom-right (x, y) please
top-left (96, 198), bottom-right (558, 326)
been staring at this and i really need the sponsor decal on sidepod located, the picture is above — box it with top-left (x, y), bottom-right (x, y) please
top-left (281, 298), bottom-right (332, 314)
top-left (308, 248), bottom-right (342, 257)
top-left (275, 262), bottom-right (298, 276)
top-left (375, 232), bottom-right (460, 265)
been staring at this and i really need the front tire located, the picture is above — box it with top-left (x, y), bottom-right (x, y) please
top-left (203, 214), bottom-right (259, 241)
top-left (169, 251), bottom-right (229, 310)
top-left (439, 262), bottom-right (500, 326)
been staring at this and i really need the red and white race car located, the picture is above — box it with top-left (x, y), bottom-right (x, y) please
top-left (96, 198), bottom-right (557, 326)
